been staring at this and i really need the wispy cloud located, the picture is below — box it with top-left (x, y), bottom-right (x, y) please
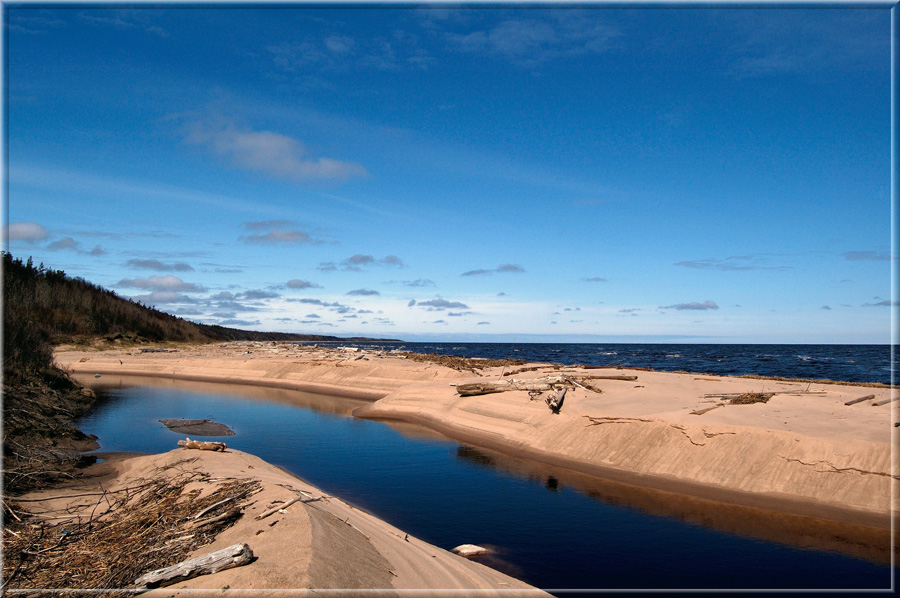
top-left (582, 276), bottom-right (607, 283)
top-left (239, 221), bottom-right (319, 245)
top-left (7, 13), bottom-right (67, 35)
top-left (461, 263), bottom-right (525, 276)
top-left (285, 279), bottom-right (321, 290)
top-left (185, 119), bottom-right (367, 183)
top-left (78, 9), bottom-right (168, 37)
top-left (347, 289), bottom-right (380, 296)
top-left (724, 10), bottom-right (886, 78)
top-left (674, 255), bottom-right (791, 271)
top-left (661, 300), bottom-right (719, 311)
top-left (47, 236), bottom-right (106, 256)
top-left (445, 11), bottom-right (621, 67)
top-left (862, 298), bottom-right (898, 307)
top-left (320, 254), bottom-right (404, 272)
top-left (386, 279), bottom-right (435, 288)
top-left (126, 258), bottom-right (194, 272)
top-left (11, 164), bottom-right (275, 215)
top-left (268, 28), bottom-right (433, 74)
top-left (842, 250), bottom-right (893, 261)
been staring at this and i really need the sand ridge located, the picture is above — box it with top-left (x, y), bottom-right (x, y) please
top-left (15, 448), bottom-right (546, 595)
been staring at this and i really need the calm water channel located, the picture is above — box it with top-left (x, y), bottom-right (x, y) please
top-left (77, 378), bottom-right (894, 592)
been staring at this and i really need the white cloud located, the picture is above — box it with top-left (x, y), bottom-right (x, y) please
top-left (117, 275), bottom-right (206, 293)
top-left (185, 120), bottom-right (368, 183)
top-left (132, 292), bottom-right (196, 305)
top-left (6, 222), bottom-right (49, 243)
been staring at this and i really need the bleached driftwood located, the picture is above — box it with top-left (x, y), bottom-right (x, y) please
top-left (455, 376), bottom-right (571, 397)
top-left (134, 543), bottom-right (253, 588)
top-left (546, 387), bottom-right (566, 414)
top-left (178, 437), bottom-right (227, 452)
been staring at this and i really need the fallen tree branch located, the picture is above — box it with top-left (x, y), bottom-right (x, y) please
top-left (134, 543), bottom-right (254, 589)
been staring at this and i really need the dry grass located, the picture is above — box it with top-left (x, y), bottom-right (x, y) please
top-left (729, 392), bottom-right (775, 405)
top-left (401, 352), bottom-right (525, 372)
top-left (2, 459), bottom-right (261, 595)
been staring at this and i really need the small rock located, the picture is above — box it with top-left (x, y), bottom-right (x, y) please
top-left (451, 544), bottom-right (489, 558)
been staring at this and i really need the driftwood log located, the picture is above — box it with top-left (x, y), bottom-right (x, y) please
top-left (546, 387), bottom-right (566, 414)
top-left (455, 376), bottom-right (572, 397)
top-left (844, 394), bottom-right (876, 406)
top-left (134, 543), bottom-right (253, 588)
top-left (178, 438), bottom-right (227, 452)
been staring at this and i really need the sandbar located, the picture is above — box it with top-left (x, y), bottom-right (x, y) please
top-left (56, 341), bottom-right (898, 556)
top-left (14, 447), bottom-right (544, 595)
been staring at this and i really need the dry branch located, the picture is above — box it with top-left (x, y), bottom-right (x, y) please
top-left (178, 438), bottom-right (227, 451)
top-left (134, 542), bottom-right (253, 588)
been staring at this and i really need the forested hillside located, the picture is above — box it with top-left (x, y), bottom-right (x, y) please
top-left (1, 252), bottom-right (391, 494)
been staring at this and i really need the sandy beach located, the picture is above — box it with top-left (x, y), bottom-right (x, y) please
top-left (46, 340), bottom-right (898, 587)
top-left (15, 448), bottom-right (545, 595)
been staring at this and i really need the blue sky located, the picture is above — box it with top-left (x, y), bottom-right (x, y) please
top-left (3, 5), bottom-right (895, 343)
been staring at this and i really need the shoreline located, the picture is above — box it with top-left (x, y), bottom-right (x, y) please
top-left (56, 342), bottom-right (897, 547)
top-left (10, 448), bottom-right (546, 594)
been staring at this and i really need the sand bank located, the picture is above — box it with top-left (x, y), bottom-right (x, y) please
top-left (56, 342), bottom-right (897, 530)
top-left (14, 448), bottom-right (546, 595)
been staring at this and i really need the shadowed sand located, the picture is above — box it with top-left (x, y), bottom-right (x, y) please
top-left (54, 341), bottom-right (898, 573)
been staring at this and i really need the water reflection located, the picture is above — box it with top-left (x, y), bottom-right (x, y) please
top-left (73, 373), bottom-right (369, 417)
top-left (453, 444), bottom-right (893, 565)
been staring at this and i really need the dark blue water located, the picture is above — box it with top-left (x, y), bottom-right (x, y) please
top-left (78, 383), bottom-right (894, 592)
top-left (310, 343), bottom-right (895, 385)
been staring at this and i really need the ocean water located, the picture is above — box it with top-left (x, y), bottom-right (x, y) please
top-left (78, 381), bottom-right (895, 592)
top-left (308, 342), bottom-right (895, 385)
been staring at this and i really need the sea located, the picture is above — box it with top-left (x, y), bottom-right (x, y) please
top-left (306, 342), bottom-right (895, 385)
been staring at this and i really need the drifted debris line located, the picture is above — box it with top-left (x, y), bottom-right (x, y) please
top-left (2, 460), bottom-right (261, 595)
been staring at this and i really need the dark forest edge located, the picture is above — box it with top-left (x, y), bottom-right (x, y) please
top-left (1, 252), bottom-right (397, 496)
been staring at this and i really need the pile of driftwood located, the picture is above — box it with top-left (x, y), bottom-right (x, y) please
top-left (454, 373), bottom-right (634, 414)
top-left (1, 459), bottom-right (261, 595)
top-left (402, 352), bottom-right (525, 373)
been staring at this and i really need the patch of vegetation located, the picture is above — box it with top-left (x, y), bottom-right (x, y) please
top-left (729, 392), bottom-right (774, 405)
top-left (2, 460), bottom-right (261, 594)
top-left (401, 351), bottom-right (525, 372)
